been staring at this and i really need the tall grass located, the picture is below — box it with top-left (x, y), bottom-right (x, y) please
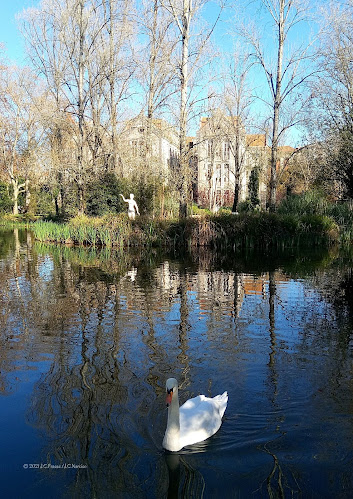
top-left (33, 220), bottom-right (72, 243)
top-left (189, 212), bottom-right (339, 251)
top-left (29, 211), bottom-right (340, 250)
top-left (32, 215), bottom-right (133, 247)
top-left (278, 190), bottom-right (329, 216)
top-left (5, 192), bottom-right (351, 251)
top-left (278, 191), bottom-right (353, 245)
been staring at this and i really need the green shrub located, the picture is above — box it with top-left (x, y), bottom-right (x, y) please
top-left (238, 200), bottom-right (255, 213)
top-left (33, 187), bottom-right (56, 217)
top-left (85, 173), bottom-right (173, 218)
top-left (249, 167), bottom-right (260, 207)
top-left (277, 190), bottom-right (329, 216)
top-left (192, 204), bottom-right (211, 216)
top-left (86, 173), bottom-right (123, 216)
top-left (0, 182), bottom-right (12, 213)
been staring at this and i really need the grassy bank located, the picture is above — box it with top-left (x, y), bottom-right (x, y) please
top-left (5, 190), bottom-right (353, 250)
top-left (181, 212), bottom-right (339, 250)
top-left (30, 215), bottom-right (176, 249)
top-left (0, 213), bottom-right (36, 230)
top-left (19, 210), bottom-right (339, 251)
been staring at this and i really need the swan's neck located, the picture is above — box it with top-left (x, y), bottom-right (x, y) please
top-left (163, 392), bottom-right (181, 452)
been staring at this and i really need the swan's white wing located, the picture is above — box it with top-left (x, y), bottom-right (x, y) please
top-left (179, 392), bottom-right (228, 448)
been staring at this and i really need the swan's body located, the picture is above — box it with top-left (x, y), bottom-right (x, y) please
top-left (162, 378), bottom-right (228, 452)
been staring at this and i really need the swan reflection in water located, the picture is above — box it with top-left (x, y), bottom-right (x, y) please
top-left (165, 452), bottom-right (206, 499)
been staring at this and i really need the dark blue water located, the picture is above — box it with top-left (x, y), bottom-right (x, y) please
top-left (1, 229), bottom-right (353, 497)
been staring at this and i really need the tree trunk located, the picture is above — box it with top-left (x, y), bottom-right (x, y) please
top-left (77, 180), bottom-right (85, 217)
top-left (146, 0), bottom-right (159, 172)
top-left (12, 181), bottom-right (19, 216)
top-left (232, 182), bottom-right (240, 213)
top-left (25, 179), bottom-right (30, 212)
top-left (77, 0), bottom-right (85, 216)
top-left (108, 0), bottom-right (118, 174)
top-left (232, 133), bottom-right (241, 212)
top-left (178, 0), bottom-right (190, 219)
top-left (161, 183), bottom-right (165, 218)
top-left (11, 177), bottom-right (26, 216)
top-left (55, 196), bottom-right (60, 217)
top-left (269, 0), bottom-right (285, 212)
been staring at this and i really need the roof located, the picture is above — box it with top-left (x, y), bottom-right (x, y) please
top-left (200, 115), bottom-right (241, 128)
top-left (246, 134), bottom-right (267, 147)
top-left (277, 145), bottom-right (296, 156)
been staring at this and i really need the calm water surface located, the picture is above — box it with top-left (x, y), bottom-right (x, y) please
top-left (1, 229), bottom-right (353, 498)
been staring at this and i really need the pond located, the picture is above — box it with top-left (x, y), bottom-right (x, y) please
top-left (1, 228), bottom-right (353, 498)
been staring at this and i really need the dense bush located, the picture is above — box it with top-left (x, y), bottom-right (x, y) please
top-left (85, 174), bottom-right (178, 218)
top-left (19, 208), bottom-right (342, 251)
top-left (248, 167), bottom-right (260, 207)
top-left (331, 128), bottom-right (353, 199)
top-left (85, 174), bottom-right (124, 216)
top-left (0, 182), bottom-right (12, 213)
top-left (238, 199), bottom-right (260, 213)
top-left (277, 190), bottom-right (353, 245)
top-left (210, 212), bottom-right (339, 250)
top-left (32, 186), bottom-right (56, 217)
top-left (277, 190), bottom-right (329, 216)
top-left (6, 185), bottom-right (353, 249)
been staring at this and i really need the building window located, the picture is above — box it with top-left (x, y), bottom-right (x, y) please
top-left (224, 163), bottom-right (230, 184)
top-left (207, 140), bottom-right (213, 158)
top-left (207, 163), bottom-right (212, 180)
top-left (224, 142), bottom-right (230, 160)
top-left (131, 140), bottom-right (138, 157)
top-left (216, 164), bottom-right (221, 183)
top-left (131, 139), bottom-right (144, 157)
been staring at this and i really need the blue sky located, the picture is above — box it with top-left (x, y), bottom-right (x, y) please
top-left (0, 0), bottom-right (319, 145)
top-left (0, 0), bottom-right (38, 64)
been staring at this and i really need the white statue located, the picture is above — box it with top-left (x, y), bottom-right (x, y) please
top-left (120, 193), bottom-right (140, 220)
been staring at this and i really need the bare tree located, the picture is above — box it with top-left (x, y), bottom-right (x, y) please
top-left (315, 1), bottom-right (353, 131)
top-left (161, 0), bottom-right (223, 218)
top-left (21, 0), bottom-right (136, 215)
top-left (196, 110), bottom-right (225, 212)
top-left (99, 0), bottom-right (135, 174)
top-left (241, 0), bottom-right (315, 210)
top-left (308, 1), bottom-right (353, 199)
top-left (221, 49), bottom-right (256, 212)
top-left (0, 66), bottom-right (43, 215)
top-left (138, 0), bottom-right (176, 133)
top-left (20, 1), bottom-right (72, 215)
top-left (132, 0), bottom-right (178, 200)
top-left (21, 0), bottom-right (92, 215)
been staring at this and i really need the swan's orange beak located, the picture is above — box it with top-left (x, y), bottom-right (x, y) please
top-left (166, 390), bottom-right (173, 407)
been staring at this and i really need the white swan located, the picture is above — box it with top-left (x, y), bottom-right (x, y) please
top-left (162, 378), bottom-right (228, 452)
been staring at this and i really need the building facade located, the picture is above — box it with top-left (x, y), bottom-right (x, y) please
top-left (121, 114), bottom-right (296, 210)
top-left (119, 116), bottom-right (179, 181)
top-left (193, 115), bottom-right (269, 210)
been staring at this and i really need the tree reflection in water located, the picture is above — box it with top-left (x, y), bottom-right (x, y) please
top-left (2, 230), bottom-right (353, 496)
top-left (22, 244), bottom-right (199, 496)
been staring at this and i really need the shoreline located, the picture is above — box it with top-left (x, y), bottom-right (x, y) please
top-left (0, 212), bottom-right (341, 250)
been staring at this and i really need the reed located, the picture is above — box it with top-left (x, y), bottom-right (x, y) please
top-left (3, 201), bottom-right (344, 251)
top-left (170, 212), bottom-right (339, 250)
top-left (278, 191), bottom-right (353, 245)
